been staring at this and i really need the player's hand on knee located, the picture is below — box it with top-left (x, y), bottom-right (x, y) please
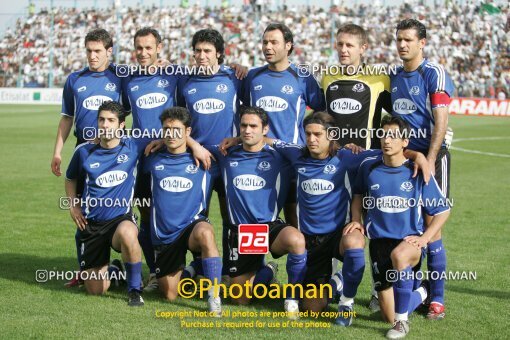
top-left (403, 235), bottom-right (428, 249)
top-left (144, 139), bottom-right (164, 156)
top-left (51, 155), bottom-right (62, 176)
top-left (70, 207), bottom-right (87, 230)
top-left (343, 221), bottom-right (364, 236)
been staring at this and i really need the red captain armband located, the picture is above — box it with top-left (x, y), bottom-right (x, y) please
top-left (430, 92), bottom-right (451, 107)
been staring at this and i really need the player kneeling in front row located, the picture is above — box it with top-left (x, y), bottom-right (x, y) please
top-left (352, 115), bottom-right (450, 338)
top-left (65, 101), bottom-right (144, 306)
top-left (144, 107), bottom-right (222, 315)
top-left (214, 107), bottom-right (307, 318)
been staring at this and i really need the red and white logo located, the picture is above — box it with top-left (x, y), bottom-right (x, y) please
top-left (238, 224), bottom-right (269, 254)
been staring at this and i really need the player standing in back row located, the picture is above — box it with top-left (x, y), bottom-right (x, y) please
top-left (241, 22), bottom-right (325, 227)
top-left (390, 19), bottom-right (454, 320)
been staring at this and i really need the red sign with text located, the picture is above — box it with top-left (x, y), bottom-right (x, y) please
top-left (238, 224), bottom-right (269, 254)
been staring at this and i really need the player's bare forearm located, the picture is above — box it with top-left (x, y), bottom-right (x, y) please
top-left (53, 116), bottom-right (73, 156)
top-left (65, 178), bottom-right (78, 202)
top-left (351, 194), bottom-right (363, 223)
top-left (428, 106), bottom-right (449, 160)
top-left (422, 211), bottom-right (450, 243)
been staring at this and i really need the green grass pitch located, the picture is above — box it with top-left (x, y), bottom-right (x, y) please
top-left (0, 105), bottom-right (509, 338)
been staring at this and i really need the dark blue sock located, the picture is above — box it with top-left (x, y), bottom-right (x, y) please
top-left (75, 229), bottom-right (83, 270)
top-left (108, 263), bottom-right (120, 277)
top-left (427, 239), bottom-right (446, 304)
top-left (202, 257), bottom-right (222, 296)
top-left (125, 262), bottom-right (142, 293)
top-left (394, 266), bottom-right (413, 315)
top-left (253, 265), bottom-right (274, 286)
top-left (408, 290), bottom-right (424, 314)
top-left (181, 256), bottom-right (203, 279)
top-left (285, 252), bottom-right (307, 300)
top-left (138, 221), bottom-right (155, 274)
top-left (221, 222), bottom-right (229, 276)
top-left (342, 248), bottom-right (365, 298)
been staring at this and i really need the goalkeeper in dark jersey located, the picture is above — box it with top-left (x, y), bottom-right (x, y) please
top-left (321, 24), bottom-right (392, 150)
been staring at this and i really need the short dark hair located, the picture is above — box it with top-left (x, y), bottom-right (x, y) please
top-left (85, 29), bottom-right (113, 50)
top-left (159, 107), bottom-right (191, 128)
top-left (396, 19), bottom-right (427, 40)
top-left (264, 23), bottom-right (294, 55)
top-left (303, 111), bottom-right (340, 157)
top-left (336, 23), bottom-right (367, 45)
top-left (239, 106), bottom-right (269, 127)
top-left (380, 115), bottom-right (411, 139)
top-left (192, 29), bottom-right (225, 64)
top-left (134, 27), bottom-right (162, 46)
top-left (97, 101), bottom-right (129, 123)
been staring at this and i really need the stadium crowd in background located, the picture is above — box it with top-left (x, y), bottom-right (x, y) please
top-left (0, 1), bottom-right (508, 97)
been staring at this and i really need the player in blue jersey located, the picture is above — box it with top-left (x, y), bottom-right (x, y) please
top-left (208, 106), bottom-right (307, 318)
top-left (176, 29), bottom-right (242, 282)
top-left (144, 107), bottom-right (222, 315)
top-left (52, 29), bottom-right (129, 288)
top-left (263, 112), bottom-right (428, 326)
top-left (121, 27), bottom-right (182, 292)
top-left (240, 22), bottom-right (326, 228)
top-left (65, 101), bottom-right (143, 306)
top-left (123, 27), bottom-right (221, 291)
top-left (390, 19), bottom-right (454, 320)
top-left (352, 115), bottom-right (450, 338)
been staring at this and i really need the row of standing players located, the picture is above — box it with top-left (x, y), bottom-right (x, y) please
top-left (52, 19), bottom-right (453, 339)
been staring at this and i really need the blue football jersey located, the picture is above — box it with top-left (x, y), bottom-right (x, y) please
top-left (177, 65), bottom-right (241, 145)
top-left (390, 59), bottom-right (455, 151)
top-left (144, 150), bottom-right (211, 245)
top-left (66, 138), bottom-right (142, 221)
top-left (354, 158), bottom-right (450, 239)
top-left (207, 144), bottom-right (288, 224)
top-left (122, 72), bottom-right (179, 144)
top-left (242, 64), bottom-right (325, 144)
top-left (61, 65), bottom-right (128, 142)
top-left (273, 141), bottom-right (380, 235)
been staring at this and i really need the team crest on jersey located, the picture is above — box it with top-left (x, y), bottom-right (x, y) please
top-left (392, 87), bottom-right (397, 93)
top-left (90, 162), bottom-right (100, 169)
top-left (131, 85), bottom-right (139, 92)
top-left (77, 86), bottom-right (87, 93)
top-left (230, 161), bottom-right (238, 167)
top-left (352, 83), bottom-right (365, 92)
top-left (257, 161), bottom-right (271, 171)
top-left (254, 85), bottom-right (262, 91)
top-left (188, 88), bottom-right (197, 95)
top-left (323, 164), bottom-right (337, 174)
top-left (216, 84), bottom-right (228, 93)
top-left (105, 83), bottom-right (117, 92)
top-left (185, 164), bottom-right (199, 174)
top-left (409, 86), bottom-right (420, 96)
top-left (371, 184), bottom-right (380, 190)
top-left (155, 165), bottom-right (164, 170)
top-left (330, 85), bottom-right (339, 91)
top-left (157, 79), bottom-right (170, 88)
top-left (117, 154), bottom-right (129, 163)
top-left (281, 85), bottom-right (294, 94)
top-left (298, 167), bottom-right (306, 174)
top-left (400, 181), bottom-right (414, 192)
